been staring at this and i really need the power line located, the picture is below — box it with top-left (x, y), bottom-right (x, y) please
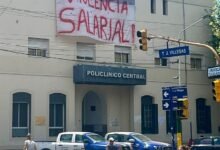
top-left (0, 45), bottom-right (215, 70)
top-left (0, 38), bottom-right (215, 62)
top-left (169, 0), bottom-right (212, 8)
top-left (0, 1), bottom-right (215, 68)
top-left (0, 3), bottom-right (211, 29)
top-left (0, 0), bottom-right (12, 16)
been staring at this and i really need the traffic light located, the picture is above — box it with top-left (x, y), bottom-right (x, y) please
top-left (137, 29), bottom-right (148, 51)
top-left (212, 79), bottom-right (220, 102)
top-left (177, 98), bottom-right (189, 119)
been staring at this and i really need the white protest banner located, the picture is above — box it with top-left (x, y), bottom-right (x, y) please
top-left (56, 0), bottom-right (135, 45)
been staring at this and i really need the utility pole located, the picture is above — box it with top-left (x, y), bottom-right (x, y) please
top-left (175, 14), bottom-right (210, 149)
top-left (177, 14), bottom-right (209, 85)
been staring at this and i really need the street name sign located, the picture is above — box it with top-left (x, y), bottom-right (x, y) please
top-left (162, 86), bottom-right (188, 110)
top-left (159, 46), bottom-right (189, 58)
top-left (208, 66), bottom-right (220, 78)
top-left (170, 86), bottom-right (188, 100)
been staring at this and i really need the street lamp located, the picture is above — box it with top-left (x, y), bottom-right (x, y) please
top-left (177, 15), bottom-right (209, 40)
top-left (174, 14), bottom-right (210, 149)
top-left (176, 14), bottom-right (209, 85)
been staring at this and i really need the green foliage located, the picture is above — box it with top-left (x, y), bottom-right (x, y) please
top-left (209, 0), bottom-right (220, 53)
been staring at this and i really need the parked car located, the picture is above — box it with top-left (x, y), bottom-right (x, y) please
top-left (191, 136), bottom-right (220, 150)
top-left (105, 132), bottom-right (172, 150)
top-left (36, 131), bottom-right (130, 150)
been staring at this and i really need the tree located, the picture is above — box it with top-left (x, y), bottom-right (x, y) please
top-left (209, 0), bottom-right (220, 53)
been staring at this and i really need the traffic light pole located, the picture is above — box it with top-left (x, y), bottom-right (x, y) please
top-left (168, 41), bottom-right (176, 150)
top-left (170, 106), bottom-right (176, 150)
top-left (176, 117), bottom-right (182, 148)
top-left (147, 34), bottom-right (220, 149)
top-left (148, 34), bottom-right (220, 65)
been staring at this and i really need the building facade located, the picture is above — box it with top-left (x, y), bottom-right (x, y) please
top-left (0, 0), bottom-right (219, 149)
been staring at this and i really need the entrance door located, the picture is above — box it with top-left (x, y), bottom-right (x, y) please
top-left (82, 91), bottom-right (107, 136)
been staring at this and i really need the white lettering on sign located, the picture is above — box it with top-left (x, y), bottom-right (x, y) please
top-left (87, 70), bottom-right (121, 78)
top-left (208, 66), bottom-right (220, 78)
top-left (86, 70), bottom-right (145, 80)
top-left (169, 48), bottom-right (186, 55)
top-left (122, 73), bottom-right (145, 79)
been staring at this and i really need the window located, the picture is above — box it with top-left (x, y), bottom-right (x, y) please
top-left (60, 134), bottom-right (72, 142)
top-left (106, 134), bottom-right (129, 142)
top-left (141, 96), bottom-right (158, 134)
top-left (49, 93), bottom-right (66, 136)
top-left (115, 46), bottom-right (131, 64)
top-left (190, 55), bottom-right (202, 70)
top-left (77, 43), bottom-right (95, 61)
top-left (12, 92), bottom-right (31, 137)
top-left (28, 37), bottom-right (49, 57)
top-left (155, 57), bottom-right (167, 66)
top-left (191, 58), bottom-right (202, 69)
top-left (163, 0), bottom-right (168, 15)
top-left (75, 134), bottom-right (83, 143)
top-left (196, 98), bottom-right (211, 133)
top-left (151, 0), bottom-right (156, 14)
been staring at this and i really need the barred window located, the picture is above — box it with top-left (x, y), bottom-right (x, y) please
top-left (28, 37), bottom-right (49, 57)
top-left (191, 57), bottom-right (202, 69)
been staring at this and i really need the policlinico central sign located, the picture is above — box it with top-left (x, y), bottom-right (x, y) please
top-left (86, 70), bottom-right (145, 79)
top-left (74, 65), bottom-right (146, 85)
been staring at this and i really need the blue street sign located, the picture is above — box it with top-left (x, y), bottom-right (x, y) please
top-left (162, 100), bottom-right (171, 110)
top-left (162, 100), bottom-right (178, 110)
top-left (162, 100), bottom-right (177, 110)
top-left (159, 46), bottom-right (189, 58)
top-left (170, 86), bottom-right (188, 100)
top-left (162, 86), bottom-right (188, 110)
top-left (162, 87), bottom-right (171, 100)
